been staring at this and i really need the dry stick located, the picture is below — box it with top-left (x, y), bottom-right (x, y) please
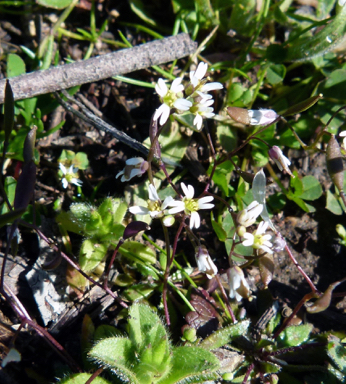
top-left (0, 33), bottom-right (197, 104)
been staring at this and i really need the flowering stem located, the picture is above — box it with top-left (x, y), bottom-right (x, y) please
top-left (215, 274), bottom-right (236, 323)
top-left (284, 243), bottom-right (319, 294)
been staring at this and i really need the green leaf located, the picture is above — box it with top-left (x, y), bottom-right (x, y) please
top-left (122, 283), bottom-right (157, 301)
top-left (94, 324), bottom-right (123, 341)
top-left (200, 320), bottom-right (250, 350)
top-left (281, 94), bottom-right (322, 117)
top-left (278, 323), bottom-right (313, 347)
top-left (36, 0), bottom-right (74, 9)
top-left (119, 241), bottom-right (156, 265)
top-left (7, 53), bottom-right (26, 77)
top-left (326, 190), bottom-right (345, 215)
top-left (327, 336), bottom-right (346, 374)
top-left (128, 0), bottom-right (158, 27)
top-left (89, 337), bottom-right (138, 383)
top-left (216, 123), bottom-right (238, 153)
top-left (73, 152), bottom-right (89, 170)
top-left (58, 373), bottom-right (113, 384)
top-left (290, 172), bottom-right (303, 196)
top-left (79, 239), bottom-right (108, 272)
top-left (283, 6), bottom-right (346, 62)
top-left (211, 218), bottom-right (227, 242)
top-left (158, 346), bottom-right (220, 384)
top-left (266, 64), bottom-right (286, 85)
top-left (299, 176), bottom-right (323, 201)
top-left (0, 177), bottom-right (17, 214)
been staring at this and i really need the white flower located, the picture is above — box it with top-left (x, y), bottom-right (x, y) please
top-left (189, 62), bottom-right (223, 93)
top-left (248, 108), bottom-right (278, 126)
top-left (153, 78), bottom-right (192, 125)
top-left (129, 184), bottom-right (176, 225)
top-left (339, 0), bottom-right (346, 6)
top-left (59, 163), bottom-right (83, 189)
top-left (242, 221), bottom-right (273, 254)
top-left (237, 201), bottom-right (263, 228)
top-left (116, 157), bottom-right (149, 182)
top-left (195, 245), bottom-right (218, 279)
top-left (227, 266), bottom-right (250, 302)
top-left (167, 183), bottom-right (214, 229)
top-left (190, 92), bottom-right (215, 131)
top-left (268, 146), bottom-right (293, 176)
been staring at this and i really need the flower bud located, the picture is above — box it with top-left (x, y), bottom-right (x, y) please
top-left (236, 201), bottom-right (263, 227)
top-left (248, 108), bottom-right (278, 126)
top-left (268, 146), bottom-right (293, 177)
top-left (195, 245), bottom-right (218, 279)
top-left (116, 157), bottom-right (149, 182)
top-left (227, 266), bottom-right (251, 301)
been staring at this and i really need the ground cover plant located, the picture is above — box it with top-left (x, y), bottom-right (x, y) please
top-left (1, 0), bottom-right (346, 383)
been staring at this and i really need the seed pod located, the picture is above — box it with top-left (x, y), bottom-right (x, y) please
top-left (326, 135), bottom-right (344, 194)
top-left (14, 161), bottom-right (36, 210)
top-left (149, 116), bottom-right (161, 159)
top-left (306, 281), bottom-right (341, 314)
top-left (23, 126), bottom-right (37, 164)
top-left (226, 106), bottom-right (250, 125)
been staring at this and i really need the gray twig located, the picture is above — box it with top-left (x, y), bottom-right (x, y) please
top-left (54, 91), bottom-right (149, 156)
top-left (0, 33), bottom-right (197, 104)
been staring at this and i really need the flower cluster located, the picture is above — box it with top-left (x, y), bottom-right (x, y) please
top-left (129, 182), bottom-right (214, 230)
top-left (153, 62), bottom-right (223, 131)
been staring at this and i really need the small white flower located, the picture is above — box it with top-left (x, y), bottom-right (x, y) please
top-left (248, 108), bottom-right (278, 126)
top-left (167, 183), bottom-right (214, 229)
top-left (116, 157), bottom-right (149, 182)
top-left (129, 184), bottom-right (176, 226)
top-left (227, 266), bottom-right (250, 302)
top-left (242, 221), bottom-right (273, 254)
top-left (195, 245), bottom-right (218, 279)
top-left (153, 78), bottom-right (192, 125)
top-left (59, 163), bottom-right (83, 189)
top-left (268, 146), bottom-right (293, 176)
top-left (190, 94), bottom-right (215, 131)
top-left (237, 201), bottom-right (263, 228)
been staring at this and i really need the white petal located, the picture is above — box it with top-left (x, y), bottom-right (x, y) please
top-left (200, 82), bottom-right (223, 92)
top-left (129, 206), bottom-right (150, 215)
top-left (155, 78), bottom-right (168, 97)
top-left (159, 104), bottom-right (171, 125)
top-left (174, 98), bottom-right (192, 110)
top-left (129, 168), bottom-right (142, 180)
top-left (126, 157), bottom-right (144, 165)
top-left (181, 183), bottom-right (194, 199)
top-left (190, 211), bottom-right (200, 229)
top-left (61, 178), bottom-right (68, 189)
top-left (170, 77), bottom-right (184, 93)
top-left (59, 163), bottom-right (67, 175)
top-left (339, 130), bottom-right (346, 137)
top-left (148, 184), bottom-right (159, 201)
top-left (71, 178), bottom-right (83, 186)
top-left (194, 62), bottom-right (208, 80)
top-left (162, 195), bottom-right (174, 209)
top-left (193, 114), bottom-right (203, 130)
top-left (167, 201), bottom-right (185, 214)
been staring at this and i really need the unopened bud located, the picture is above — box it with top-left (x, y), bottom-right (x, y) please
top-left (326, 135), bottom-right (344, 194)
top-left (195, 245), bottom-right (218, 279)
top-left (268, 146), bottom-right (293, 177)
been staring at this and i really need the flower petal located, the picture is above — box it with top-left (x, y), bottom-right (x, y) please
top-left (129, 206), bottom-right (150, 215)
